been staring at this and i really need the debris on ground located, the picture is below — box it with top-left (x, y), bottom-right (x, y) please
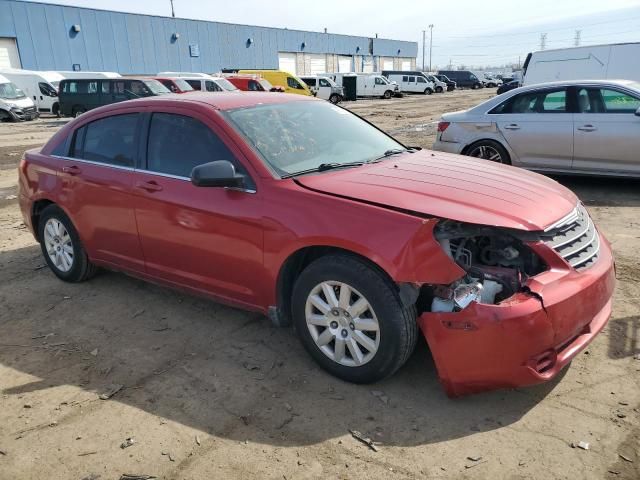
top-left (81, 474), bottom-right (101, 480)
top-left (242, 362), bottom-right (260, 371)
top-left (370, 390), bottom-right (389, 405)
top-left (608, 470), bottom-right (620, 475)
top-left (99, 384), bottom-right (123, 400)
top-left (90, 349), bottom-right (98, 356)
top-left (78, 451), bottom-right (98, 457)
top-left (571, 441), bottom-right (590, 450)
top-left (284, 402), bottom-right (293, 412)
top-left (120, 437), bottom-right (135, 449)
top-left (467, 455), bottom-right (483, 462)
top-left (119, 475), bottom-right (156, 480)
top-left (464, 460), bottom-right (488, 469)
top-left (31, 332), bottom-right (54, 339)
top-left (349, 430), bottom-right (379, 452)
top-left (132, 309), bottom-right (145, 318)
top-left (23, 403), bottom-right (32, 409)
top-left (161, 451), bottom-right (175, 462)
top-left (0, 449), bottom-right (6, 456)
top-left (618, 453), bottom-right (633, 462)
top-left (195, 435), bottom-right (201, 446)
top-left (5, 195), bottom-right (17, 200)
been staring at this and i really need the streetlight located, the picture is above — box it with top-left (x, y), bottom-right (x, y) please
top-left (428, 24), bottom-right (434, 72)
top-left (170, 0), bottom-right (176, 17)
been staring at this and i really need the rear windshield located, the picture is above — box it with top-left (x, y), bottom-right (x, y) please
top-left (258, 79), bottom-right (273, 90)
top-left (172, 78), bottom-right (194, 91)
top-left (0, 82), bottom-right (26, 99)
top-left (143, 80), bottom-right (171, 94)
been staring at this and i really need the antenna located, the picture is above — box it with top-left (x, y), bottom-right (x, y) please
top-left (540, 33), bottom-right (547, 51)
top-left (574, 30), bottom-right (582, 47)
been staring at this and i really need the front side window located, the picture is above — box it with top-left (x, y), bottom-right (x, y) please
top-left (287, 77), bottom-right (303, 89)
top-left (491, 88), bottom-right (567, 114)
top-left (600, 88), bottom-right (640, 113)
top-left (147, 113), bottom-right (239, 178)
top-left (130, 81), bottom-right (152, 96)
top-left (248, 80), bottom-right (261, 91)
top-left (375, 77), bottom-right (386, 85)
top-left (319, 78), bottom-right (331, 87)
top-left (39, 82), bottom-right (58, 96)
top-left (185, 80), bottom-right (202, 91)
top-left (0, 82), bottom-right (25, 99)
top-left (205, 80), bottom-right (223, 92)
top-left (71, 114), bottom-right (138, 167)
top-left (226, 101), bottom-right (404, 176)
top-left (417, 77), bottom-right (426, 84)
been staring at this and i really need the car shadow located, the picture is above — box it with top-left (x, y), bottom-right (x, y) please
top-left (0, 244), bottom-right (566, 448)
top-left (552, 175), bottom-right (640, 207)
top-left (607, 315), bottom-right (639, 360)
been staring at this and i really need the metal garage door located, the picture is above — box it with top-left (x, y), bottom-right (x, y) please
top-left (306, 54), bottom-right (325, 75)
top-left (338, 56), bottom-right (352, 73)
top-left (0, 38), bottom-right (21, 69)
top-left (278, 53), bottom-right (297, 74)
top-left (382, 58), bottom-right (394, 70)
top-left (362, 57), bottom-right (374, 73)
top-left (401, 60), bottom-right (412, 71)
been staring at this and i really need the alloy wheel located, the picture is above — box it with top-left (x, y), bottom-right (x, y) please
top-left (304, 281), bottom-right (380, 367)
top-left (43, 218), bottom-right (74, 272)
top-left (469, 144), bottom-right (503, 163)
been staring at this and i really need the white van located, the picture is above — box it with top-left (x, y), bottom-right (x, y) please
top-left (56, 71), bottom-right (122, 79)
top-left (299, 75), bottom-right (344, 103)
top-left (384, 72), bottom-right (435, 94)
top-left (0, 74), bottom-right (38, 121)
top-left (160, 74), bottom-right (239, 92)
top-left (523, 42), bottom-right (640, 85)
top-left (0, 69), bottom-right (63, 116)
top-left (320, 73), bottom-right (398, 99)
top-left (424, 73), bottom-right (447, 93)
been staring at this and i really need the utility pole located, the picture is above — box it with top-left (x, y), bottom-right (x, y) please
top-left (170, 0), bottom-right (175, 18)
top-left (428, 24), bottom-right (434, 72)
top-left (574, 30), bottom-right (582, 47)
top-left (422, 30), bottom-right (426, 70)
top-left (540, 33), bottom-right (547, 51)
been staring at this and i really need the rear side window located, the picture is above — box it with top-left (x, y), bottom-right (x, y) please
top-left (408, 76), bottom-right (415, 83)
top-left (205, 81), bottom-right (222, 92)
top-left (70, 114), bottom-right (139, 167)
top-left (491, 88), bottom-right (567, 114)
top-left (600, 88), bottom-right (640, 113)
top-left (402, 76), bottom-right (408, 82)
top-left (146, 113), bottom-right (239, 178)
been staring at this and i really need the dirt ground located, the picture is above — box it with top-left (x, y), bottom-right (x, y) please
top-left (0, 90), bottom-right (639, 480)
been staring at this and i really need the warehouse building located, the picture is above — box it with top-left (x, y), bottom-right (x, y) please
top-left (0, 0), bottom-right (417, 75)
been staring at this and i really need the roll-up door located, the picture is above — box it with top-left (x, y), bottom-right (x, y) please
top-left (307, 54), bottom-right (326, 74)
top-left (338, 56), bottom-right (352, 72)
top-left (0, 38), bottom-right (21, 69)
top-left (278, 53), bottom-right (297, 74)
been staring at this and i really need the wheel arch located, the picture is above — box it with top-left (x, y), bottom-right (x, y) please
top-left (31, 198), bottom-right (57, 242)
top-left (274, 245), bottom-right (400, 328)
top-left (461, 137), bottom-right (514, 164)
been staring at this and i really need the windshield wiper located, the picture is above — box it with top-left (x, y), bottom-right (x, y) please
top-left (283, 161), bottom-right (365, 178)
top-left (368, 148), bottom-right (408, 163)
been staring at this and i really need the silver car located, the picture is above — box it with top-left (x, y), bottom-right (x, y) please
top-left (433, 80), bottom-right (640, 177)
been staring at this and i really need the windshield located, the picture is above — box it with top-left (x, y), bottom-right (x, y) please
top-left (258, 79), bottom-right (273, 91)
top-left (215, 78), bottom-right (238, 91)
top-left (0, 82), bottom-right (25, 100)
top-left (173, 78), bottom-right (194, 91)
top-left (226, 101), bottom-right (404, 177)
top-left (143, 80), bottom-right (171, 94)
top-left (50, 80), bottom-right (60, 88)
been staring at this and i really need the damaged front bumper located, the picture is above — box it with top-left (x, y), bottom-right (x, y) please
top-left (418, 232), bottom-right (615, 397)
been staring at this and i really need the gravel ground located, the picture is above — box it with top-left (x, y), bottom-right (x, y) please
top-left (0, 91), bottom-right (638, 480)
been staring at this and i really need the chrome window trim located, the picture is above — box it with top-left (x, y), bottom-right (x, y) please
top-left (51, 155), bottom-right (135, 172)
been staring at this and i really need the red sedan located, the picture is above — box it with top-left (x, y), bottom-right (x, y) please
top-left (18, 92), bottom-right (615, 396)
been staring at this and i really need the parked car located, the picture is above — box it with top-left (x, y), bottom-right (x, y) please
top-left (172, 75), bottom-right (238, 92)
top-left (424, 74), bottom-right (447, 93)
top-left (0, 73), bottom-right (38, 121)
top-left (523, 42), bottom-right (640, 86)
top-left (58, 78), bottom-right (170, 117)
top-left (225, 75), bottom-right (283, 93)
top-left (482, 75), bottom-right (502, 88)
top-left (433, 80), bottom-right (640, 177)
top-left (56, 71), bottom-right (122, 80)
top-left (381, 71), bottom-right (434, 95)
top-left (497, 80), bottom-right (520, 95)
top-left (299, 75), bottom-right (344, 103)
top-left (0, 69), bottom-right (64, 116)
top-left (152, 77), bottom-right (195, 94)
top-left (19, 91), bottom-right (614, 397)
top-left (435, 74), bottom-right (456, 91)
top-left (438, 70), bottom-right (483, 89)
top-left (238, 70), bottom-right (314, 96)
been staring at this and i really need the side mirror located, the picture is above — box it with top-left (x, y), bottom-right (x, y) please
top-left (636, 107), bottom-right (640, 117)
top-left (191, 160), bottom-right (245, 188)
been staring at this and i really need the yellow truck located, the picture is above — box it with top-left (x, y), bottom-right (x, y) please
top-left (238, 70), bottom-right (313, 96)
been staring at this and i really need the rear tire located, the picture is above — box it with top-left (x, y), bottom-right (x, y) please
top-left (292, 254), bottom-right (417, 384)
top-left (38, 205), bottom-right (97, 283)
top-left (466, 139), bottom-right (511, 165)
top-left (72, 106), bottom-right (86, 118)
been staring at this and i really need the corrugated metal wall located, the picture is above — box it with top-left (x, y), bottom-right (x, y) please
top-left (0, 0), bottom-right (418, 74)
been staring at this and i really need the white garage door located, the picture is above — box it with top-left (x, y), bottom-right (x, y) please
top-left (306, 54), bottom-right (326, 75)
top-left (362, 57), bottom-right (374, 73)
top-left (338, 56), bottom-right (352, 73)
top-left (0, 38), bottom-right (21, 69)
top-left (401, 60), bottom-right (412, 71)
top-left (383, 58), bottom-right (394, 70)
top-left (278, 52), bottom-right (297, 74)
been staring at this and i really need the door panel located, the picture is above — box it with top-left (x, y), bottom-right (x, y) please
top-left (133, 110), bottom-right (265, 306)
top-left (572, 87), bottom-right (640, 174)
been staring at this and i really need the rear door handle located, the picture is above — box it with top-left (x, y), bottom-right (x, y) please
top-left (135, 180), bottom-right (163, 193)
top-left (503, 124), bottom-right (520, 130)
top-left (577, 125), bottom-right (597, 132)
top-left (62, 165), bottom-right (82, 175)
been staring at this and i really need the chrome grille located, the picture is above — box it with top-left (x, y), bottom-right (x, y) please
top-left (542, 205), bottom-right (600, 271)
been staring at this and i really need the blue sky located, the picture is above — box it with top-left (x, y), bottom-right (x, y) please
top-left (24, 0), bottom-right (640, 68)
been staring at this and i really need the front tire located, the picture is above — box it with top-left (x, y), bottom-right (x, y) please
top-left (38, 205), bottom-right (97, 282)
top-left (424, 88), bottom-right (433, 95)
top-left (292, 254), bottom-right (417, 384)
top-left (435, 86), bottom-right (444, 93)
top-left (383, 90), bottom-right (392, 99)
top-left (329, 93), bottom-right (341, 104)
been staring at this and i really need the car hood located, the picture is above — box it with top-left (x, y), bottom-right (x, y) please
top-left (295, 150), bottom-right (578, 231)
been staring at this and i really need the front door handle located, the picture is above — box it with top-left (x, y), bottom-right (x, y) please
top-left (577, 125), bottom-right (597, 132)
top-left (62, 165), bottom-right (82, 175)
top-left (503, 124), bottom-right (520, 130)
top-left (135, 180), bottom-right (163, 193)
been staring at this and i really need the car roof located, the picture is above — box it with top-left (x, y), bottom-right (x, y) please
top-left (522, 79), bottom-right (639, 89)
top-left (95, 91), bottom-right (319, 113)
